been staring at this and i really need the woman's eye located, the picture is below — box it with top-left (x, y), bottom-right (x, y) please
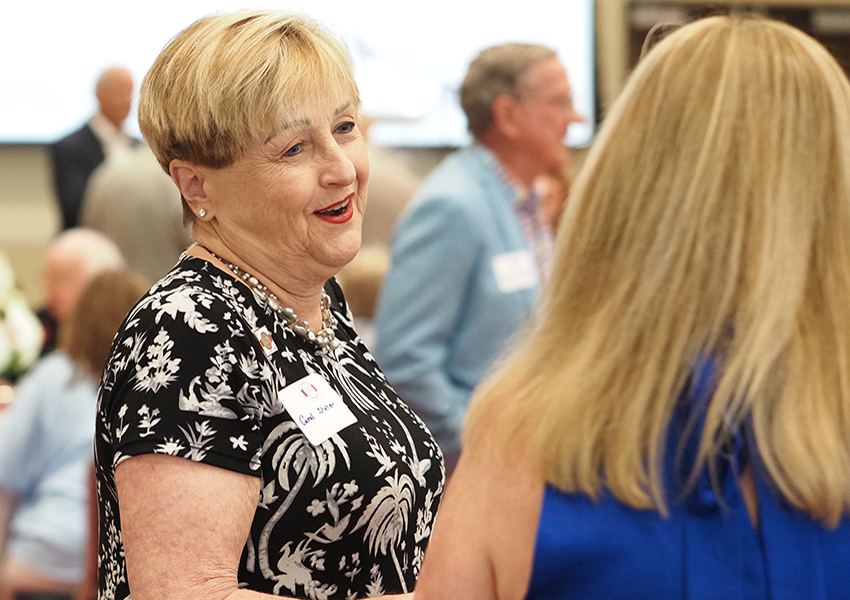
top-left (335, 121), bottom-right (355, 135)
top-left (283, 143), bottom-right (303, 157)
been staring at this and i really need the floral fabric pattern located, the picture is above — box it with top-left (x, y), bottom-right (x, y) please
top-left (95, 255), bottom-right (444, 599)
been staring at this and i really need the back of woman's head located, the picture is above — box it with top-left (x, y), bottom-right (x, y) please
top-left (467, 14), bottom-right (850, 526)
top-left (60, 270), bottom-right (151, 380)
top-left (555, 14), bottom-right (850, 327)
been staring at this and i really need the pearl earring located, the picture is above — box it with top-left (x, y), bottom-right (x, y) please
top-left (198, 208), bottom-right (207, 218)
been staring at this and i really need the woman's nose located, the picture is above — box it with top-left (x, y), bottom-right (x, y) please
top-left (320, 141), bottom-right (356, 188)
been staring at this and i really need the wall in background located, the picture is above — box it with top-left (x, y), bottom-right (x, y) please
top-left (596, 0), bottom-right (850, 114)
top-left (9, 0), bottom-right (844, 305)
top-left (0, 145), bottom-right (59, 307)
top-left (1, 1), bottom-right (596, 148)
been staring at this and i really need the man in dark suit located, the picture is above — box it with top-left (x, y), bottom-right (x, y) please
top-left (50, 67), bottom-right (135, 230)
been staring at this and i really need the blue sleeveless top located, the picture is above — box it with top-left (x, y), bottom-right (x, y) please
top-left (527, 364), bottom-right (850, 600)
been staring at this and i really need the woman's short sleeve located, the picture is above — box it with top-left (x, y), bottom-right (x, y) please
top-left (98, 267), bottom-right (277, 476)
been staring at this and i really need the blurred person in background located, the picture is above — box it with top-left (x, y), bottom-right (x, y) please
top-left (374, 43), bottom-right (584, 473)
top-left (81, 143), bottom-right (193, 282)
top-left (534, 166), bottom-right (570, 232)
top-left (355, 114), bottom-right (421, 250)
top-left (0, 270), bottom-right (150, 600)
top-left (36, 229), bottom-right (125, 356)
top-left (50, 67), bottom-right (136, 231)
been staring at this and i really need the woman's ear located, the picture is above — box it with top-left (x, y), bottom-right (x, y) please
top-left (170, 159), bottom-right (210, 218)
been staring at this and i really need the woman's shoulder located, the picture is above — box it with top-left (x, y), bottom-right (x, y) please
top-left (123, 255), bottom-right (258, 336)
top-left (415, 445), bottom-right (542, 600)
top-left (147, 254), bottom-right (237, 300)
top-left (103, 256), bottom-right (266, 396)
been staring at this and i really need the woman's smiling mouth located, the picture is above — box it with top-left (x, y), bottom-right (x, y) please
top-left (314, 194), bottom-right (354, 223)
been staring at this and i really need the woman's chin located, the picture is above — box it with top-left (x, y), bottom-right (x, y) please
top-left (322, 235), bottom-right (362, 276)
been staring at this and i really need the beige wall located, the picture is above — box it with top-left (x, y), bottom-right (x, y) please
top-left (0, 145), bottom-right (60, 307)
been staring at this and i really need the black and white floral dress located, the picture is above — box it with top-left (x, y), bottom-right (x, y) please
top-left (95, 255), bottom-right (445, 600)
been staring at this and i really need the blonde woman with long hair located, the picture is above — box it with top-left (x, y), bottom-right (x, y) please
top-left (415, 14), bottom-right (850, 600)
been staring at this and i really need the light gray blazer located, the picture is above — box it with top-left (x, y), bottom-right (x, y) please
top-left (373, 145), bottom-right (541, 464)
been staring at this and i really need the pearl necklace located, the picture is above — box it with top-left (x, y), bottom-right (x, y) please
top-left (202, 248), bottom-right (339, 353)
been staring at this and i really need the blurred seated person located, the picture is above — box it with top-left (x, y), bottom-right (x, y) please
top-left (37, 229), bottom-right (125, 356)
top-left (50, 67), bottom-right (136, 231)
top-left (415, 14), bottom-right (850, 600)
top-left (81, 143), bottom-right (193, 282)
top-left (0, 270), bottom-right (150, 600)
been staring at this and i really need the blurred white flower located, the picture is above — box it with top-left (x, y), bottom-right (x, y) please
top-left (0, 254), bottom-right (43, 380)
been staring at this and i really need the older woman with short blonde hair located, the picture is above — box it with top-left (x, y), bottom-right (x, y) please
top-left (416, 14), bottom-right (850, 600)
top-left (95, 10), bottom-right (443, 600)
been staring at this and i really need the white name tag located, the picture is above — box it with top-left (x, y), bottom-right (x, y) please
top-left (491, 250), bottom-right (538, 294)
top-left (278, 373), bottom-right (357, 446)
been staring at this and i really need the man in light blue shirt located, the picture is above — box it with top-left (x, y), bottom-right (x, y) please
top-left (374, 43), bottom-right (584, 472)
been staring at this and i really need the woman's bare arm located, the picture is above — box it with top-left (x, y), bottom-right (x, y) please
top-left (116, 454), bottom-right (258, 600)
top-left (414, 447), bottom-right (544, 600)
top-left (116, 454), bottom-right (413, 600)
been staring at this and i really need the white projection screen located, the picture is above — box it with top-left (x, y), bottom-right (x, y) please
top-left (0, 1), bottom-right (595, 147)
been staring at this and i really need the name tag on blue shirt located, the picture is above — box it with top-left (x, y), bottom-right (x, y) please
top-left (492, 249), bottom-right (538, 293)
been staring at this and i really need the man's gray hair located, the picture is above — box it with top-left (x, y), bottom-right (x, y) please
top-left (460, 43), bottom-right (557, 139)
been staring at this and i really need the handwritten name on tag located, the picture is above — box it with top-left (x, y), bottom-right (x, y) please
top-left (278, 373), bottom-right (357, 446)
top-left (491, 250), bottom-right (538, 294)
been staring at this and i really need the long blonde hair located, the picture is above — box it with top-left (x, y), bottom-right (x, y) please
top-left (465, 14), bottom-right (850, 526)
